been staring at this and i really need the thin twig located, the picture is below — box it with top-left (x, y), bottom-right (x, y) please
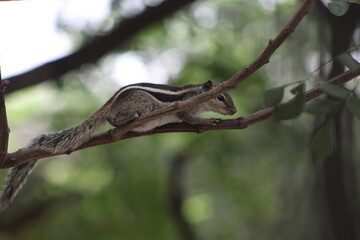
top-left (109, 0), bottom-right (314, 139)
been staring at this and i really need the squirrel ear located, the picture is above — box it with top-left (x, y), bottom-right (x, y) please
top-left (202, 80), bottom-right (214, 91)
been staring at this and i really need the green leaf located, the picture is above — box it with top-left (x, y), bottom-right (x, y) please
top-left (328, 1), bottom-right (350, 16)
top-left (348, 0), bottom-right (360, 4)
top-left (320, 83), bottom-right (350, 99)
top-left (305, 98), bottom-right (339, 115)
top-left (346, 94), bottom-right (360, 119)
top-left (263, 86), bottom-right (284, 108)
top-left (273, 83), bottom-right (305, 120)
top-left (310, 120), bottom-right (336, 163)
top-left (338, 53), bottom-right (360, 72)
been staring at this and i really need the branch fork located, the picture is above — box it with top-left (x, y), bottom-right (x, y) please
top-left (4, 0), bottom-right (348, 169)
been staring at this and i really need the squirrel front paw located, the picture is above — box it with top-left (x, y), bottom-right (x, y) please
top-left (181, 116), bottom-right (222, 126)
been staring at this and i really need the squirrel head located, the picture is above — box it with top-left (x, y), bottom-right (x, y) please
top-left (200, 80), bottom-right (237, 115)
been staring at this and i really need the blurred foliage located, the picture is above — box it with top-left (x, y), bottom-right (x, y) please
top-left (1, 0), bottom-right (359, 240)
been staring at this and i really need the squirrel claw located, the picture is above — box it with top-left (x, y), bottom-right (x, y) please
top-left (210, 118), bottom-right (221, 126)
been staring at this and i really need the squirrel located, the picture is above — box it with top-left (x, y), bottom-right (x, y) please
top-left (0, 80), bottom-right (237, 211)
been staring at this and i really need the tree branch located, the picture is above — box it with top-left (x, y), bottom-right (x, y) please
top-left (0, 64), bottom-right (10, 167)
top-left (3, 67), bottom-right (359, 169)
top-left (1, 0), bottom-right (318, 168)
top-left (4, 0), bottom-right (196, 94)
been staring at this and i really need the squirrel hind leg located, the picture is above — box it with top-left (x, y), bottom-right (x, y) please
top-left (107, 111), bottom-right (143, 127)
top-left (106, 90), bottom-right (155, 127)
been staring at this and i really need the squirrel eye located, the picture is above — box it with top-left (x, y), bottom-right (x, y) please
top-left (217, 95), bottom-right (225, 102)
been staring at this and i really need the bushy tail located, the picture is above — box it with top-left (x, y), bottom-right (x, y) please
top-left (0, 161), bottom-right (37, 212)
top-left (29, 105), bottom-right (109, 154)
top-left (0, 103), bottom-right (110, 212)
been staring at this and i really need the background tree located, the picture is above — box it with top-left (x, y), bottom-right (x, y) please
top-left (313, 2), bottom-right (360, 240)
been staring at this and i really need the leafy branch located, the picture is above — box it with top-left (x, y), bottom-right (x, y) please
top-left (6, 0), bottom-right (359, 168)
top-left (3, 65), bottom-right (359, 168)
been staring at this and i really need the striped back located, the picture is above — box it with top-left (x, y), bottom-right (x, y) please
top-left (111, 82), bottom-right (202, 103)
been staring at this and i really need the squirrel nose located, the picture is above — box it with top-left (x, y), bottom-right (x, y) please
top-left (228, 107), bottom-right (237, 115)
